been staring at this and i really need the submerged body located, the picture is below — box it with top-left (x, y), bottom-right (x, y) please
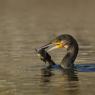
top-left (36, 34), bottom-right (79, 69)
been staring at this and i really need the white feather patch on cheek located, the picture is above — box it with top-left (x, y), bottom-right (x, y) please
top-left (64, 45), bottom-right (68, 48)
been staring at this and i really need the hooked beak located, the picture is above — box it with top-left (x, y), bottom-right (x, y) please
top-left (36, 41), bottom-right (64, 52)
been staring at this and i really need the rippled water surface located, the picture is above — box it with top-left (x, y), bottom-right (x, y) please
top-left (0, 0), bottom-right (95, 95)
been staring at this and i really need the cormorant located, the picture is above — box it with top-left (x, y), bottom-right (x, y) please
top-left (36, 34), bottom-right (79, 69)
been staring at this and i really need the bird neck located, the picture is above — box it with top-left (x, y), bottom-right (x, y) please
top-left (61, 43), bottom-right (79, 69)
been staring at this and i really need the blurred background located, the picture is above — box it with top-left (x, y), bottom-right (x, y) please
top-left (0, 0), bottom-right (95, 95)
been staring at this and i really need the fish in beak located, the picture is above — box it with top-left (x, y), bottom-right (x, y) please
top-left (35, 40), bottom-right (68, 62)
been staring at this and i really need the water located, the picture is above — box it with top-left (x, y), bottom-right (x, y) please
top-left (0, 0), bottom-right (95, 95)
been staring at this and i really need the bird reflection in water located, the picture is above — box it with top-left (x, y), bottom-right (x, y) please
top-left (40, 66), bottom-right (79, 95)
top-left (41, 61), bottom-right (78, 82)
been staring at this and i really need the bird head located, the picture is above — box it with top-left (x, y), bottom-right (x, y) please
top-left (39, 34), bottom-right (74, 52)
